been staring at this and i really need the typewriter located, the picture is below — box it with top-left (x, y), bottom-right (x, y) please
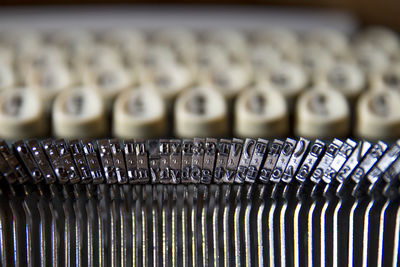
top-left (0, 4), bottom-right (400, 266)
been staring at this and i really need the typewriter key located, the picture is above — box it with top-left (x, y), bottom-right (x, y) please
top-left (301, 29), bottom-right (349, 58)
top-left (234, 88), bottom-right (289, 138)
top-left (0, 88), bottom-right (47, 140)
top-left (203, 29), bottom-right (247, 62)
top-left (318, 61), bottom-right (365, 99)
top-left (205, 63), bottom-right (251, 100)
top-left (26, 63), bottom-right (73, 110)
top-left (174, 87), bottom-right (228, 138)
top-left (113, 87), bottom-right (166, 138)
top-left (152, 29), bottom-right (197, 64)
top-left (250, 28), bottom-right (299, 60)
top-left (354, 44), bottom-right (390, 75)
top-left (259, 61), bottom-right (307, 103)
top-left (295, 88), bottom-right (350, 138)
top-left (354, 27), bottom-right (399, 58)
top-left (53, 87), bottom-right (107, 138)
top-left (355, 89), bottom-right (400, 139)
top-left (84, 64), bottom-right (132, 110)
top-left (0, 64), bottom-right (15, 91)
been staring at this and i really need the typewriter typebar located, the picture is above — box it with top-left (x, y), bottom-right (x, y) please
top-left (0, 137), bottom-right (399, 266)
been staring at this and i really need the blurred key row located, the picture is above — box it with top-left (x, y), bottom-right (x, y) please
top-left (0, 26), bottom-right (399, 140)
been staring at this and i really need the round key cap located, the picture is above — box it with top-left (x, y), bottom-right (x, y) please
top-left (0, 64), bottom-right (15, 91)
top-left (355, 89), bottom-right (400, 139)
top-left (353, 44), bottom-right (390, 75)
top-left (0, 88), bottom-right (47, 140)
top-left (317, 61), bottom-right (365, 99)
top-left (203, 29), bottom-right (247, 62)
top-left (83, 64), bottom-right (133, 110)
top-left (194, 43), bottom-right (230, 74)
top-left (372, 63), bottom-right (400, 93)
top-left (52, 87), bottom-right (107, 138)
top-left (78, 44), bottom-right (121, 70)
top-left (257, 61), bottom-right (307, 103)
top-left (248, 44), bottom-right (283, 71)
top-left (147, 62), bottom-right (193, 104)
top-left (203, 63), bottom-right (251, 100)
top-left (26, 63), bottom-right (73, 110)
top-left (113, 86), bottom-right (167, 138)
top-left (174, 87), bottom-right (228, 137)
top-left (301, 29), bottom-right (349, 58)
top-left (354, 26), bottom-right (399, 58)
top-left (250, 28), bottom-right (299, 60)
top-left (295, 88), bottom-right (350, 138)
top-left (298, 44), bottom-right (335, 81)
top-left (234, 87), bottom-right (289, 138)
top-left (47, 29), bottom-right (94, 56)
top-left (99, 29), bottom-right (145, 68)
top-left (152, 29), bottom-right (197, 64)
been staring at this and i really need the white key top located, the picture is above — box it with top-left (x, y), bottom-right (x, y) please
top-left (250, 28), bottom-right (299, 60)
top-left (248, 44), bottom-right (283, 71)
top-left (0, 64), bottom-right (15, 91)
top-left (316, 61), bottom-right (365, 99)
top-left (371, 63), bottom-right (400, 93)
top-left (0, 88), bottom-right (47, 140)
top-left (298, 44), bottom-right (335, 81)
top-left (47, 29), bottom-right (94, 57)
top-left (152, 29), bottom-right (197, 64)
top-left (234, 87), bottom-right (289, 138)
top-left (174, 86), bottom-right (228, 137)
top-left (113, 86), bottom-right (167, 138)
top-left (83, 64), bottom-right (133, 110)
top-left (203, 29), bottom-right (247, 62)
top-left (295, 88), bottom-right (350, 138)
top-left (52, 87), bottom-right (107, 138)
top-left (147, 62), bottom-right (193, 104)
top-left (202, 63), bottom-right (252, 100)
top-left (26, 63), bottom-right (73, 110)
top-left (301, 28), bottom-right (349, 58)
top-left (354, 26), bottom-right (400, 58)
top-left (257, 61), bottom-right (307, 103)
top-left (356, 89), bottom-right (400, 139)
top-left (353, 44), bottom-right (390, 75)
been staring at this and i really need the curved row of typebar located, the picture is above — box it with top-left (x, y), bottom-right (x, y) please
top-left (0, 137), bottom-right (399, 194)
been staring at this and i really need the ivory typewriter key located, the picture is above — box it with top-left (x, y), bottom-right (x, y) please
top-left (148, 62), bottom-right (193, 105)
top-left (195, 43), bottom-right (230, 73)
top-left (80, 45), bottom-right (121, 70)
top-left (353, 45), bottom-right (390, 75)
top-left (26, 64), bottom-right (73, 111)
top-left (152, 29), bottom-right (197, 64)
top-left (355, 89), bottom-right (400, 140)
top-left (295, 88), bottom-right (350, 138)
top-left (250, 28), bottom-right (299, 60)
top-left (52, 87), bottom-right (107, 139)
top-left (113, 87), bottom-right (166, 139)
top-left (204, 29), bottom-right (247, 62)
top-left (205, 63), bottom-right (252, 100)
top-left (301, 29), bottom-right (349, 58)
top-left (318, 62), bottom-right (365, 99)
top-left (374, 63), bottom-right (400, 93)
top-left (354, 26), bottom-right (399, 58)
top-left (299, 45), bottom-right (335, 81)
top-left (0, 64), bottom-right (15, 91)
top-left (234, 88), bottom-right (289, 138)
top-left (47, 30), bottom-right (94, 55)
top-left (0, 88), bottom-right (47, 140)
top-left (174, 87), bottom-right (228, 138)
top-left (248, 44), bottom-right (282, 70)
top-left (84, 64), bottom-right (132, 111)
top-left (259, 61), bottom-right (307, 103)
